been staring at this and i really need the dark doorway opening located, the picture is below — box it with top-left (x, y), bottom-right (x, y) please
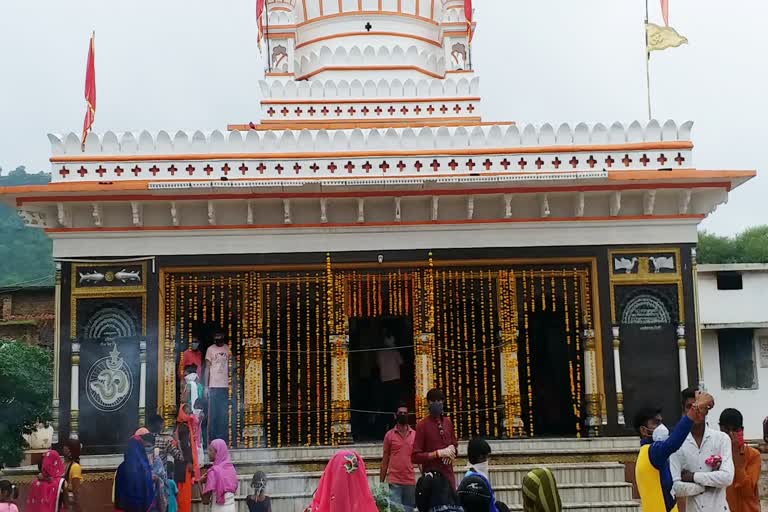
top-left (525, 311), bottom-right (579, 437)
top-left (349, 316), bottom-right (415, 442)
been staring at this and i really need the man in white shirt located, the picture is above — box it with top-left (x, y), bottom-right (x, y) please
top-left (671, 387), bottom-right (734, 512)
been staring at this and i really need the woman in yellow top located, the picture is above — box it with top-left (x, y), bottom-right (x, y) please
top-left (62, 439), bottom-right (83, 512)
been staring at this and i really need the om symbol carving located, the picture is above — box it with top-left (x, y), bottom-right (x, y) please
top-left (86, 343), bottom-right (133, 412)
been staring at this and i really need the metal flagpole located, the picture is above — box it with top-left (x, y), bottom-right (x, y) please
top-left (265, 3), bottom-right (272, 72)
top-left (645, 0), bottom-right (652, 120)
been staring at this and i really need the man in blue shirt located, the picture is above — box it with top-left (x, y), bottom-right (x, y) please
top-left (633, 390), bottom-right (714, 512)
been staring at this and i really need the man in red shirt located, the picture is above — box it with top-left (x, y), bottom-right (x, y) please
top-left (179, 335), bottom-right (203, 382)
top-left (411, 388), bottom-right (459, 488)
top-left (381, 403), bottom-right (416, 512)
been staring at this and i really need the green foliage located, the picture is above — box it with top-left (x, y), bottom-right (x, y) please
top-left (372, 484), bottom-right (405, 512)
top-left (0, 338), bottom-right (52, 468)
top-left (0, 166), bottom-right (54, 287)
top-left (698, 226), bottom-right (768, 264)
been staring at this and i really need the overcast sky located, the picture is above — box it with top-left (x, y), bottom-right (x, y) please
top-left (0, 0), bottom-right (764, 234)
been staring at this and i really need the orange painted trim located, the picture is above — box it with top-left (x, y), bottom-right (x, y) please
top-left (264, 24), bottom-right (297, 30)
top-left (378, 0), bottom-right (383, 10)
top-left (50, 141), bottom-right (695, 164)
top-left (319, 0), bottom-right (324, 16)
top-left (267, 32), bottom-right (296, 39)
top-left (271, 6), bottom-right (292, 11)
top-left (43, 214), bottom-right (707, 234)
top-left (257, 116), bottom-right (484, 126)
top-left (297, 10), bottom-right (438, 27)
top-left (230, 119), bottom-right (503, 131)
top-left (297, 64), bottom-right (444, 80)
top-left (17, 181), bottom-right (736, 206)
top-left (397, 0), bottom-right (402, 12)
top-left (295, 31), bottom-right (442, 49)
top-left (416, 0), bottom-right (420, 16)
top-left (444, 30), bottom-right (472, 37)
top-left (265, 72), bottom-right (295, 77)
top-left (358, 0), bottom-right (363, 9)
top-left (260, 96), bottom-right (481, 105)
top-left (446, 70), bottom-right (474, 74)
top-left (302, 0), bottom-right (308, 20)
top-left (339, 0), bottom-right (343, 13)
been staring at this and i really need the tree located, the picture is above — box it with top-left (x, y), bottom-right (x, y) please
top-left (0, 339), bottom-right (52, 468)
top-left (698, 226), bottom-right (768, 264)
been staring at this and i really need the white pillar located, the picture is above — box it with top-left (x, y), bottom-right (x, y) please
top-left (612, 326), bottom-right (625, 425)
top-left (52, 262), bottom-right (62, 444)
top-left (139, 340), bottom-right (147, 426)
top-left (677, 325), bottom-right (689, 390)
top-left (70, 342), bottom-right (80, 439)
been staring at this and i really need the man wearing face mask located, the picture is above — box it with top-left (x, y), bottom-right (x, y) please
top-left (179, 335), bottom-right (203, 384)
top-left (633, 389), bottom-right (714, 512)
top-left (204, 330), bottom-right (231, 445)
top-left (381, 404), bottom-right (417, 512)
top-left (719, 408), bottom-right (761, 512)
top-left (412, 389), bottom-right (459, 488)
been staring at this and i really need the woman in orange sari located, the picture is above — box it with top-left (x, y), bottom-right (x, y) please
top-left (176, 405), bottom-right (200, 512)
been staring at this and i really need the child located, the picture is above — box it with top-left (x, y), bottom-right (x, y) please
top-left (0, 480), bottom-right (19, 512)
top-left (166, 462), bottom-right (179, 512)
top-left (246, 471), bottom-right (271, 512)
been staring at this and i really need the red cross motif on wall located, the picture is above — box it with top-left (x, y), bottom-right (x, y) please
top-left (569, 157), bottom-right (579, 169)
top-left (131, 166), bottom-right (142, 176)
top-left (308, 107), bottom-right (317, 116)
top-left (275, 164), bottom-right (284, 174)
top-left (388, 106), bottom-right (396, 115)
top-left (293, 163), bottom-right (302, 174)
top-left (281, 107), bottom-right (289, 116)
top-left (78, 166), bottom-right (88, 177)
top-left (400, 106), bottom-right (409, 115)
top-left (361, 106), bottom-right (370, 115)
top-left (414, 105), bottom-right (422, 115)
top-left (115, 166), bottom-right (125, 176)
top-left (241, 163), bottom-right (251, 175)
top-left (439, 105), bottom-right (448, 114)
top-left (96, 166), bottom-right (107, 177)
top-left (535, 158), bottom-right (544, 170)
top-left (362, 161), bottom-right (372, 173)
top-left (149, 165), bottom-right (160, 176)
top-left (204, 165), bottom-right (214, 176)
top-left (453, 104), bottom-right (462, 114)
top-left (586, 156), bottom-right (597, 168)
top-left (467, 104), bottom-right (475, 113)
top-left (294, 107), bottom-right (303, 116)
top-left (321, 106), bottom-right (330, 115)
top-left (500, 159), bottom-right (511, 170)
top-left (466, 159), bottom-right (476, 171)
top-left (310, 163), bottom-right (319, 173)
top-left (675, 152), bottom-right (686, 166)
top-left (344, 161), bottom-right (355, 173)
top-left (267, 107), bottom-right (276, 117)
top-left (375, 106), bottom-right (383, 115)
top-left (221, 163), bottom-right (231, 175)
top-left (639, 154), bottom-right (650, 167)
top-left (167, 165), bottom-right (177, 176)
top-left (414, 161), bottom-right (423, 172)
top-left (328, 162), bottom-right (337, 173)
top-left (621, 154), bottom-right (633, 167)
top-left (186, 165), bottom-right (195, 176)
top-left (59, 167), bottom-right (70, 177)
top-left (348, 107), bottom-right (356, 116)
top-left (605, 156), bottom-right (615, 168)
top-left (427, 105), bottom-right (435, 115)
top-left (334, 107), bottom-right (343, 116)
top-left (657, 154), bottom-right (668, 165)
top-left (448, 159), bottom-right (459, 171)
top-left (256, 163), bottom-right (266, 174)
top-left (397, 161), bottom-right (406, 172)
top-left (552, 157), bottom-right (562, 169)
top-left (430, 159), bottom-right (440, 172)
top-left (483, 159), bottom-right (493, 171)
top-left (379, 161), bottom-right (390, 173)
top-left (518, 158), bottom-right (527, 170)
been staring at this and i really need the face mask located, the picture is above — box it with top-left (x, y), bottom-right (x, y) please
top-left (652, 423), bottom-right (670, 442)
top-left (384, 336), bottom-right (395, 348)
top-left (428, 402), bottom-right (443, 417)
top-left (396, 413), bottom-right (409, 425)
top-left (190, 343), bottom-right (199, 350)
top-left (472, 461), bottom-right (490, 480)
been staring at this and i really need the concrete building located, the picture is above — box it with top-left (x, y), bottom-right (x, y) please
top-left (698, 263), bottom-right (768, 440)
top-left (0, 285), bottom-right (54, 348)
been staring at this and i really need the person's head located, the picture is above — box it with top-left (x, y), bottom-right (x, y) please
top-left (194, 397), bottom-right (206, 411)
top-left (522, 468), bottom-right (562, 512)
top-left (190, 335), bottom-right (200, 351)
top-left (0, 480), bottom-right (18, 501)
top-left (213, 330), bottom-right (226, 346)
top-left (148, 414), bottom-right (165, 434)
top-left (416, 472), bottom-right (461, 512)
top-left (458, 473), bottom-right (493, 512)
top-left (62, 438), bottom-right (81, 462)
top-left (633, 407), bottom-right (664, 440)
top-left (467, 437), bottom-right (492, 466)
top-left (251, 471), bottom-right (267, 497)
top-left (208, 439), bottom-right (230, 464)
top-left (426, 388), bottom-right (445, 417)
top-left (395, 403), bottom-right (409, 426)
top-left (135, 427), bottom-right (155, 449)
top-left (719, 408), bottom-right (745, 446)
top-left (184, 365), bottom-right (198, 378)
top-left (681, 387), bottom-right (705, 425)
top-left (181, 403), bottom-right (192, 416)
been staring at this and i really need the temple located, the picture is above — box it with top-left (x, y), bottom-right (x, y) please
top-left (0, 0), bottom-right (755, 455)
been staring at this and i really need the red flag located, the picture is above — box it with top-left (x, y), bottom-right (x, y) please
top-left (464, 0), bottom-right (473, 42)
top-left (257, 0), bottom-right (266, 49)
top-left (660, 0), bottom-right (669, 26)
top-left (81, 33), bottom-right (96, 151)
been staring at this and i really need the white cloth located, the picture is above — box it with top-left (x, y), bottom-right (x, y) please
top-left (185, 373), bottom-right (202, 414)
top-left (670, 426), bottom-right (734, 512)
top-left (211, 492), bottom-right (236, 511)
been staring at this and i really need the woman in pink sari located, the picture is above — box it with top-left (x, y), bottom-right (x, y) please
top-left (307, 450), bottom-right (378, 512)
top-left (26, 450), bottom-right (66, 512)
top-left (200, 440), bottom-right (238, 511)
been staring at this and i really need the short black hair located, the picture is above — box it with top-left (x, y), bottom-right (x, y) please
top-left (0, 480), bottom-right (17, 499)
top-left (467, 437), bottom-right (491, 464)
top-left (426, 388), bottom-right (444, 402)
top-left (396, 402), bottom-right (408, 412)
top-left (633, 407), bottom-right (661, 432)
top-left (719, 408), bottom-right (743, 430)
top-left (496, 502), bottom-right (511, 512)
top-left (148, 414), bottom-right (165, 433)
top-left (680, 387), bottom-right (698, 409)
top-left (184, 364), bottom-right (197, 375)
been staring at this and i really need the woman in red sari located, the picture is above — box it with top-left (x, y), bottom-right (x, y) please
top-left (26, 450), bottom-right (66, 512)
top-left (307, 450), bottom-right (378, 512)
top-left (176, 405), bottom-right (200, 512)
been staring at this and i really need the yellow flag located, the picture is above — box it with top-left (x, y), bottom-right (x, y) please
top-left (647, 23), bottom-right (688, 51)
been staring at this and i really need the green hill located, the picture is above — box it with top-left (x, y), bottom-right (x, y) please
top-left (0, 167), bottom-right (54, 287)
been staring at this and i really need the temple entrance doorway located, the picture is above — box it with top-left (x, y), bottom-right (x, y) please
top-left (349, 315), bottom-right (415, 442)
